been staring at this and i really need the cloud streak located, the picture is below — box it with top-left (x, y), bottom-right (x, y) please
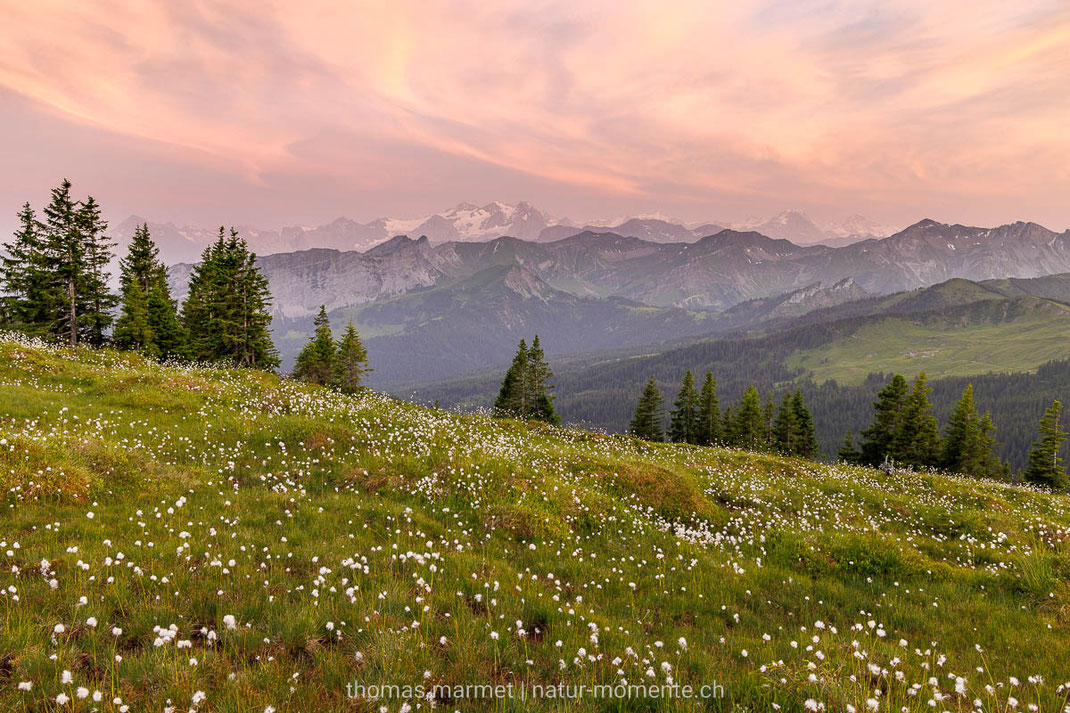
top-left (1, 0), bottom-right (1069, 228)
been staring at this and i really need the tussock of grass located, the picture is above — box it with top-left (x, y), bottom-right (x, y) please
top-left (1, 333), bottom-right (1070, 711)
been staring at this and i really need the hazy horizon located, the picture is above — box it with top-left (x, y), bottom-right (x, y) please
top-left (3, 1), bottom-right (1070, 234)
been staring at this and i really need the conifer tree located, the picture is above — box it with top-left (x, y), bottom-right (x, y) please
top-left (668, 369), bottom-right (699, 443)
top-left (791, 390), bottom-right (820, 459)
top-left (629, 375), bottom-right (664, 442)
top-left (115, 224), bottom-right (185, 357)
top-left (494, 336), bottom-right (557, 425)
top-left (695, 371), bottom-right (721, 446)
top-left (895, 373), bottom-right (941, 468)
top-left (334, 319), bottom-right (371, 394)
top-left (1024, 400), bottom-right (1068, 490)
top-left (292, 306), bottom-right (337, 386)
top-left (495, 339), bottom-right (529, 418)
top-left (763, 394), bottom-right (777, 449)
top-left (40, 179), bottom-right (118, 346)
top-left (940, 384), bottom-right (1001, 478)
top-left (859, 373), bottom-right (909, 466)
top-left (942, 384), bottom-right (979, 474)
top-left (731, 385), bottom-right (766, 451)
top-left (721, 406), bottom-right (735, 445)
top-left (1, 203), bottom-right (52, 333)
top-left (75, 196), bottom-right (117, 346)
top-left (772, 392), bottom-right (798, 455)
top-left (182, 228), bottom-right (277, 368)
top-left (837, 432), bottom-right (861, 464)
top-left (526, 335), bottom-right (559, 425)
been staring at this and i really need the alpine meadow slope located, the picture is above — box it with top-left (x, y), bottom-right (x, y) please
top-left (2, 334), bottom-right (1070, 711)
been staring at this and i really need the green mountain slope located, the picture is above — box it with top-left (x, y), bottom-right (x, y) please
top-left (2, 334), bottom-right (1069, 711)
top-left (786, 296), bottom-right (1070, 385)
top-left (273, 264), bottom-right (719, 385)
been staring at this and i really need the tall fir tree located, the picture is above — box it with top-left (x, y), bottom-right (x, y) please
top-left (182, 228), bottom-right (277, 368)
top-left (859, 373), bottom-right (909, 466)
top-left (772, 391), bottom-right (798, 455)
top-left (114, 223), bottom-right (185, 357)
top-left (731, 385), bottom-right (767, 451)
top-left (495, 339), bottom-right (530, 417)
top-left (838, 432), bottom-right (861, 464)
top-left (334, 319), bottom-right (371, 394)
top-left (1024, 400), bottom-right (1068, 490)
top-left (940, 384), bottom-right (1002, 478)
top-left (494, 336), bottom-right (557, 425)
top-left (695, 371), bottom-right (721, 446)
top-left (75, 196), bottom-right (117, 346)
top-left (0, 203), bottom-right (52, 333)
top-left (668, 369), bottom-right (699, 444)
top-left (629, 375), bottom-right (664, 442)
top-left (894, 373), bottom-right (941, 468)
top-left (292, 306), bottom-right (337, 386)
top-left (942, 384), bottom-right (979, 474)
top-left (791, 390), bottom-right (820, 459)
top-left (526, 335), bottom-right (559, 426)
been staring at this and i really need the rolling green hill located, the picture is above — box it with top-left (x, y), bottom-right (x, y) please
top-left (785, 297), bottom-right (1070, 385)
top-left (2, 334), bottom-right (1070, 711)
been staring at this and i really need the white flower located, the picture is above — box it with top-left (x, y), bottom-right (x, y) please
top-left (85, 617), bottom-right (98, 628)
top-left (866, 698), bottom-right (879, 711)
top-left (17, 681), bottom-right (32, 692)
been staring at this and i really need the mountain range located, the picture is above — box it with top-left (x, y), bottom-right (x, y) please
top-left (117, 203), bottom-right (895, 265)
top-left (164, 217), bottom-right (1070, 382)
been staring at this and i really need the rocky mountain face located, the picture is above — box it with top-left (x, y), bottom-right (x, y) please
top-left (168, 218), bottom-right (1070, 321)
top-left (165, 218), bottom-right (1070, 382)
top-left (270, 263), bottom-right (721, 385)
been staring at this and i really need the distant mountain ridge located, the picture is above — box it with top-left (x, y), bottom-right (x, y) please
top-left (168, 218), bottom-right (1070, 321)
top-left (116, 204), bottom-right (900, 264)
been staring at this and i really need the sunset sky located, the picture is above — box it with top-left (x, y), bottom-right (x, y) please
top-left (2, 0), bottom-right (1069, 232)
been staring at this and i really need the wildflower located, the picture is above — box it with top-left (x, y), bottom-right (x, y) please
top-left (17, 681), bottom-right (31, 692)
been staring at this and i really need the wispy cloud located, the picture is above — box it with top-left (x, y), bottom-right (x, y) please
top-left (1, 0), bottom-right (1069, 228)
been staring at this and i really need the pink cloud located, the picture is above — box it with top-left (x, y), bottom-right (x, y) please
top-left (1, 0), bottom-right (1069, 229)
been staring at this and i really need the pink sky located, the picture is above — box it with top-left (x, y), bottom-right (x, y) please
top-left (2, 0), bottom-right (1069, 231)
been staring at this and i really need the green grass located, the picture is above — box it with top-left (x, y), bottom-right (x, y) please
top-left (2, 333), bottom-right (1070, 711)
top-left (786, 302), bottom-right (1070, 385)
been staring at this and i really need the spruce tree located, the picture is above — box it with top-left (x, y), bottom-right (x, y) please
top-left (1, 203), bottom-right (52, 333)
top-left (668, 370), bottom-right (699, 444)
top-left (895, 373), bottom-right (941, 468)
top-left (526, 335), bottom-right (558, 425)
top-left (115, 223), bottom-right (185, 357)
top-left (629, 375), bottom-right (664, 442)
top-left (292, 306), bottom-right (337, 386)
top-left (791, 390), bottom-right (820, 459)
top-left (40, 179), bottom-right (85, 345)
top-left (182, 228), bottom-right (277, 368)
top-left (942, 384), bottom-right (979, 474)
top-left (495, 339), bottom-right (529, 417)
top-left (837, 432), bottom-right (861, 464)
top-left (231, 232), bottom-right (277, 368)
top-left (732, 385), bottom-right (766, 451)
top-left (1024, 400), bottom-right (1068, 490)
top-left (859, 373), bottom-right (909, 466)
top-left (695, 371), bottom-right (721, 446)
top-left (772, 392), bottom-right (798, 455)
top-left (334, 319), bottom-right (371, 394)
top-left (75, 196), bottom-right (117, 346)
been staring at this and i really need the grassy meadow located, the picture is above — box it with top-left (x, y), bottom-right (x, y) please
top-left (785, 303), bottom-right (1070, 386)
top-left (1, 333), bottom-right (1069, 711)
